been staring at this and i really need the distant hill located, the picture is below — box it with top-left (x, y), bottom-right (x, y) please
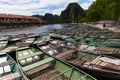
top-left (32, 13), bottom-right (60, 24)
top-left (86, 0), bottom-right (120, 22)
top-left (33, 2), bottom-right (85, 23)
top-left (60, 2), bottom-right (85, 23)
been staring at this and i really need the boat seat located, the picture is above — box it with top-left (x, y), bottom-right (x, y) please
top-left (25, 63), bottom-right (51, 76)
top-left (0, 57), bottom-right (7, 63)
top-left (25, 38), bottom-right (35, 43)
top-left (91, 56), bottom-right (101, 64)
top-left (40, 45), bottom-right (58, 52)
top-left (0, 67), bottom-right (4, 75)
top-left (0, 61), bottom-right (11, 66)
top-left (79, 78), bottom-right (85, 80)
top-left (91, 56), bottom-right (120, 70)
top-left (18, 51), bottom-right (42, 60)
top-left (4, 65), bottom-right (11, 73)
top-left (56, 50), bottom-right (76, 58)
top-left (46, 49), bottom-right (58, 55)
top-left (22, 57), bottom-right (54, 72)
top-left (32, 69), bottom-right (68, 80)
top-left (0, 72), bottom-right (20, 80)
top-left (113, 49), bottom-right (120, 54)
top-left (19, 59), bottom-right (26, 66)
top-left (40, 45), bottom-right (50, 50)
top-left (0, 65), bottom-right (12, 76)
top-left (68, 58), bottom-right (86, 66)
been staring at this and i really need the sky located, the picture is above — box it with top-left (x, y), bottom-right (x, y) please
top-left (0, 0), bottom-right (95, 16)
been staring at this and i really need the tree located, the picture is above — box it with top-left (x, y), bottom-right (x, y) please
top-left (86, 0), bottom-right (120, 22)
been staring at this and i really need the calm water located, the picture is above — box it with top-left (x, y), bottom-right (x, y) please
top-left (0, 24), bottom-right (69, 36)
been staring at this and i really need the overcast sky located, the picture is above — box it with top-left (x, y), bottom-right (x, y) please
top-left (0, 0), bottom-right (95, 16)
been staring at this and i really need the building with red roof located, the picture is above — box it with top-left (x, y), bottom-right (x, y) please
top-left (0, 13), bottom-right (42, 25)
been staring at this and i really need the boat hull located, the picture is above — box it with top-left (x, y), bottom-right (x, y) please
top-left (76, 66), bottom-right (120, 80)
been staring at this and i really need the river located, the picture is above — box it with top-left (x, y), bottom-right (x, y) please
top-left (0, 24), bottom-right (70, 36)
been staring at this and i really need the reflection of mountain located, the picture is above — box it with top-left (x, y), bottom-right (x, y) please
top-left (60, 2), bottom-right (85, 23)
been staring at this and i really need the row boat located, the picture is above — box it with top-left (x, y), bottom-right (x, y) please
top-left (0, 53), bottom-right (23, 80)
top-left (0, 37), bottom-right (8, 50)
top-left (49, 36), bottom-right (120, 56)
top-left (38, 42), bottom-right (120, 79)
top-left (16, 47), bottom-right (97, 80)
top-left (34, 33), bottom-right (51, 44)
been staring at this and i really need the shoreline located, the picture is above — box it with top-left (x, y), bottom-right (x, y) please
top-left (83, 23), bottom-right (120, 33)
top-left (0, 25), bottom-right (42, 29)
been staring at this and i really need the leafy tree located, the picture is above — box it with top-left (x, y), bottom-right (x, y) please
top-left (86, 0), bottom-right (120, 22)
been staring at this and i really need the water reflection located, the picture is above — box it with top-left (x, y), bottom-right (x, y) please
top-left (0, 24), bottom-right (65, 36)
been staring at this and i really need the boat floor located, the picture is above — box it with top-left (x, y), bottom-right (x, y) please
top-left (0, 46), bottom-right (18, 53)
top-left (91, 56), bottom-right (120, 71)
top-left (55, 50), bottom-right (75, 58)
top-left (31, 69), bottom-right (68, 80)
top-left (66, 57), bottom-right (87, 66)
top-left (26, 63), bottom-right (51, 76)
top-left (0, 72), bottom-right (20, 80)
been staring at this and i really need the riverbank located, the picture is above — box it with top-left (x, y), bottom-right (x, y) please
top-left (0, 24), bottom-right (41, 29)
top-left (83, 23), bottom-right (120, 33)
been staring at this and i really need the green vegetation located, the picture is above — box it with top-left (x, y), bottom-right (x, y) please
top-left (33, 13), bottom-right (60, 24)
top-left (86, 0), bottom-right (120, 22)
top-left (60, 2), bottom-right (85, 23)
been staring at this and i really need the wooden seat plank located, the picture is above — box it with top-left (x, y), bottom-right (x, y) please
top-left (22, 57), bottom-right (54, 72)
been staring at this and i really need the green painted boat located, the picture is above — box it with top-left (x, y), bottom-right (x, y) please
top-left (1, 35), bottom-right (12, 40)
top-left (16, 47), bottom-right (97, 80)
top-left (57, 31), bottom-right (120, 47)
top-left (38, 42), bottom-right (120, 79)
top-left (39, 35), bottom-right (120, 57)
top-left (94, 46), bottom-right (120, 54)
top-left (9, 33), bottom-right (36, 47)
top-left (48, 38), bottom-right (120, 58)
top-left (49, 39), bottom-right (77, 49)
top-left (85, 38), bottom-right (105, 46)
top-left (34, 33), bottom-right (51, 44)
top-left (56, 51), bottom-right (120, 79)
top-left (83, 37), bottom-right (120, 48)
top-left (38, 43), bottom-right (71, 55)
top-left (0, 37), bottom-right (8, 50)
top-left (22, 33), bottom-right (36, 44)
top-left (77, 44), bottom-right (120, 56)
top-left (22, 36), bottom-right (36, 44)
top-left (10, 34), bottom-right (28, 42)
top-left (103, 39), bottom-right (120, 48)
top-left (0, 53), bottom-right (23, 80)
top-left (93, 46), bottom-right (120, 58)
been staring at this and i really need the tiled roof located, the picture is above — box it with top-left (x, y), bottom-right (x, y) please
top-left (25, 16), bottom-right (39, 20)
top-left (0, 13), bottom-right (39, 20)
top-left (0, 14), bottom-right (9, 18)
top-left (9, 14), bottom-right (24, 18)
